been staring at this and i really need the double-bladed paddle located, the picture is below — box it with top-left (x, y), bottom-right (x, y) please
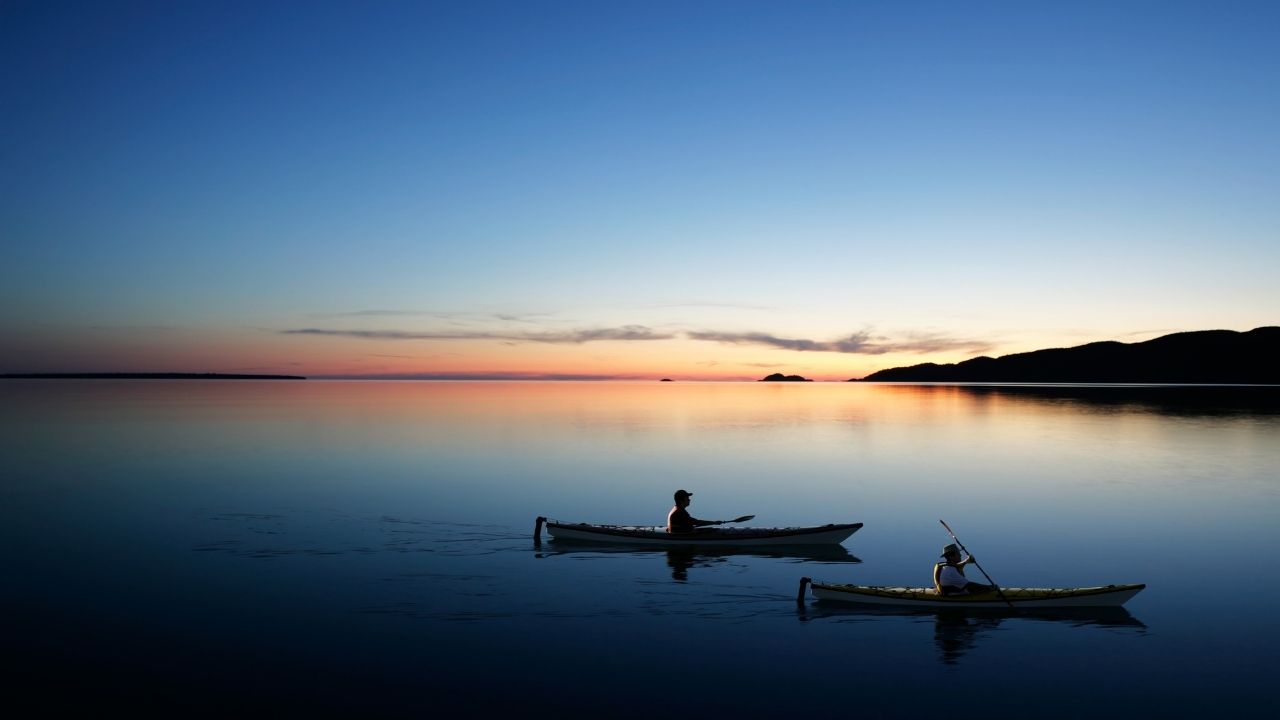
top-left (939, 519), bottom-right (1015, 609)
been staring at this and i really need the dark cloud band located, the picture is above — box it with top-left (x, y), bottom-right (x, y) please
top-left (282, 325), bottom-right (989, 355)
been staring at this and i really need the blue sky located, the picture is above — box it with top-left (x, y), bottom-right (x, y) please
top-left (3, 1), bottom-right (1278, 378)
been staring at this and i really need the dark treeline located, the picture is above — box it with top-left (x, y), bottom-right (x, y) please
top-left (858, 327), bottom-right (1279, 384)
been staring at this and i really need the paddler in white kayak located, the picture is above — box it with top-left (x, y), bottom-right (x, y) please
top-left (666, 489), bottom-right (725, 534)
top-left (934, 543), bottom-right (996, 596)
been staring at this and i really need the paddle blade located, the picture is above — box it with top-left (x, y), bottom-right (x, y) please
top-left (729, 514), bottom-right (755, 523)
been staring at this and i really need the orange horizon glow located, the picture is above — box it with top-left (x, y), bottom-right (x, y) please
top-left (16, 322), bottom-right (1261, 382)
top-left (8, 325), bottom-right (985, 381)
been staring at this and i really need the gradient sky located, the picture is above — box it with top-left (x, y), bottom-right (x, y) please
top-left (3, 1), bottom-right (1278, 380)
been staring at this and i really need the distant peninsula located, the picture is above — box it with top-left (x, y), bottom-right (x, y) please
top-left (1, 373), bottom-right (307, 380)
top-left (855, 327), bottom-right (1279, 384)
top-left (760, 373), bottom-right (813, 382)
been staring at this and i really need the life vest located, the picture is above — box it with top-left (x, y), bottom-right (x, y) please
top-left (934, 561), bottom-right (966, 594)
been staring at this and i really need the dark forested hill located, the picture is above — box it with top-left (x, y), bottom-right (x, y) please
top-left (857, 327), bottom-right (1279, 383)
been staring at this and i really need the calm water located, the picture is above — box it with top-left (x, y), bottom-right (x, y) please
top-left (3, 380), bottom-right (1278, 716)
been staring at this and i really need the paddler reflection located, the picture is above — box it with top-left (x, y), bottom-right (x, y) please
top-left (932, 611), bottom-right (1000, 665)
top-left (665, 547), bottom-right (740, 581)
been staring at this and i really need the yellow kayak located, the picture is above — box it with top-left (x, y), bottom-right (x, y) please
top-left (801, 578), bottom-right (1144, 608)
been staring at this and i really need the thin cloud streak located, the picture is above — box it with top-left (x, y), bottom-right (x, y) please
top-left (282, 325), bottom-right (674, 344)
top-left (687, 330), bottom-right (878, 353)
top-left (282, 325), bottom-right (990, 355)
top-left (687, 330), bottom-right (993, 355)
top-left (877, 332), bottom-right (996, 355)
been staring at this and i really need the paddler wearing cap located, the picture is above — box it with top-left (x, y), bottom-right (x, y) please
top-left (933, 543), bottom-right (996, 596)
top-left (666, 489), bottom-right (723, 534)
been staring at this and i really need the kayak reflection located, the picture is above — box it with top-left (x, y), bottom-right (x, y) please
top-left (664, 545), bottom-right (862, 582)
top-left (534, 543), bottom-right (861, 582)
top-left (798, 604), bottom-right (1146, 666)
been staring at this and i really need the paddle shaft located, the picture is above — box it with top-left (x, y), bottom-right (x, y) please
top-left (939, 519), bottom-right (1015, 609)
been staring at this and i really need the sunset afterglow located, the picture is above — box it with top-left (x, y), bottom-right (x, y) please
top-left (4, 3), bottom-right (1277, 379)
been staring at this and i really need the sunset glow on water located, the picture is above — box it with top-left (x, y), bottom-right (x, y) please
top-left (4, 380), bottom-right (1276, 714)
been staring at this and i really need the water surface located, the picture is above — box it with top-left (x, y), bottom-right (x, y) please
top-left (3, 380), bottom-right (1276, 715)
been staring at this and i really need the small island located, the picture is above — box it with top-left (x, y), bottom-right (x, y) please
top-left (760, 373), bottom-right (812, 382)
top-left (1, 373), bottom-right (307, 380)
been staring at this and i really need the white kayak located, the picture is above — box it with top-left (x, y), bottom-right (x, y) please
top-left (802, 579), bottom-right (1144, 608)
top-left (536, 517), bottom-right (862, 546)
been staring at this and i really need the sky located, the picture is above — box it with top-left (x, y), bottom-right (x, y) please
top-left (3, 0), bottom-right (1278, 380)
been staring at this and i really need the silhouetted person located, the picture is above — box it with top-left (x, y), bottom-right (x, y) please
top-left (666, 489), bottom-right (722, 533)
top-left (933, 543), bottom-right (995, 596)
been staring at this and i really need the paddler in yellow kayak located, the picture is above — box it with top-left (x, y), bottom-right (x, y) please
top-left (934, 543), bottom-right (996, 596)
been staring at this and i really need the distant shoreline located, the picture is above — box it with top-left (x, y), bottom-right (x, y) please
top-left (1, 373), bottom-right (307, 380)
top-left (855, 327), bottom-right (1278, 384)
